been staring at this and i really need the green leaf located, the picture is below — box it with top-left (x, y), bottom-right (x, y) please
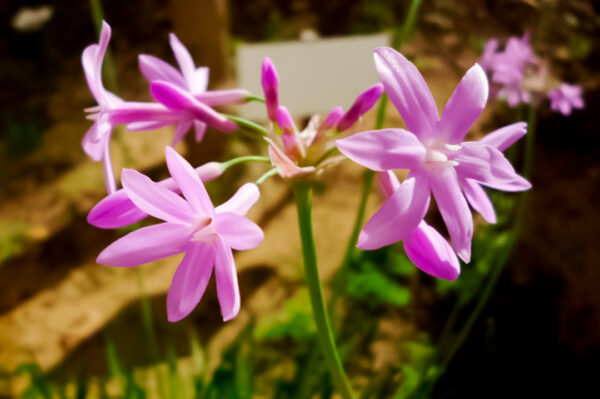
top-left (345, 264), bottom-right (411, 306)
top-left (253, 289), bottom-right (316, 340)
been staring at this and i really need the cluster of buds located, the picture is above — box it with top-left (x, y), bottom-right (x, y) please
top-left (479, 33), bottom-right (584, 115)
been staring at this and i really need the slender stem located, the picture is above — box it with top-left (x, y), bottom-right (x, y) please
top-left (246, 95), bottom-right (266, 104)
top-left (293, 183), bottom-right (355, 399)
top-left (256, 168), bottom-right (279, 185)
top-left (220, 155), bottom-right (270, 170)
top-left (223, 114), bottom-right (267, 135)
top-left (395, 0), bottom-right (422, 48)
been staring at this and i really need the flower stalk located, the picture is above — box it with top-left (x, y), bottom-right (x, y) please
top-left (292, 182), bottom-right (355, 399)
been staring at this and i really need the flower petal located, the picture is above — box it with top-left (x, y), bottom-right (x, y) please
top-left (479, 122), bottom-right (527, 152)
top-left (97, 222), bottom-right (190, 267)
top-left (106, 101), bottom-right (182, 126)
top-left (336, 129), bottom-right (426, 171)
top-left (376, 171), bottom-right (402, 198)
top-left (121, 168), bottom-right (192, 224)
top-left (459, 177), bottom-right (496, 223)
top-left (213, 238), bottom-right (240, 321)
top-left (454, 142), bottom-right (531, 192)
top-left (429, 167), bottom-right (473, 262)
top-left (358, 176), bottom-right (430, 250)
top-left (81, 21), bottom-right (111, 104)
top-left (150, 81), bottom-right (237, 132)
top-left (165, 146), bottom-right (214, 216)
top-left (336, 83), bottom-right (384, 131)
top-left (403, 222), bottom-right (460, 281)
top-left (88, 189), bottom-right (148, 229)
top-left (374, 47), bottom-right (439, 139)
top-left (169, 33), bottom-right (197, 90)
top-left (167, 242), bottom-right (215, 322)
top-left (172, 120), bottom-right (193, 146)
top-left (82, 119), bottom-right (106, 161)
top-left (138, 54), bottom-right (187, 88)
top-left (214, 212), bottom-right (263, 251)
top-left (437, 63), bottom-right (488, 144)
top-left (194, 120), bottom-right (207, 142)
top-left (265, 137), bottom-right (315, 178)
top-left (215, 183), bottom-right (260, 216)
top-left (193, 67), bottom-right (209, 93)
top-left (195, 89), bottom-right (250, 106)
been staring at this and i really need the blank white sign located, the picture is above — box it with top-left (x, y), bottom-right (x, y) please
top-left (237, 33), bottom-right (390, 121)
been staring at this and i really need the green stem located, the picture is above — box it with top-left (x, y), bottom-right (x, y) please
top-left (293, 183), bottom-right (355, 399)
top-left (223, 114), bottom-right (267, 135)
top-left (246, 95), bottom-right (266, 104)
top-left (256, 168), bottom-right (279, 185)
top-left (220, 155), bottom-right (270, 170)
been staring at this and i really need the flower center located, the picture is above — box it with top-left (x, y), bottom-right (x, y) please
top-left (190, 216), bottom-right (217, 242)
top-left (423, 142), bottom-right (460, 170)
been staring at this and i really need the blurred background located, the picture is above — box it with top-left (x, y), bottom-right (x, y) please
top-left (1, 0), bottom-right (599, 398)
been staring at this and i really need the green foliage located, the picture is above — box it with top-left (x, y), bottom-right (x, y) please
top-left (0, 220), bottom-right (30, 262)
top-left (253, 289), bottom-right (316, 340)
top-left (345, 262), bottom-right (411, 306)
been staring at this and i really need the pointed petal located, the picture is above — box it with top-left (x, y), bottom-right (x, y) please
top-left (88, 189), bottom-right (148, 229)
top-left (320, 106), bottom-right (344, 131)
top-left (126, 120), bottom-right (175, 131)
top-left (172, 120), bottom-right (193, 146)
top-left (459, 177), bottom-right (496, 223)
top-left (194, 120), bottom-right (207, 142)
top-left (429, 167), bottom-right (473, 263)
top-left (376, 171), bottom-right (401, 198)
top-left (358, 177), bottom-right (430, 250)
top-left (215, 183), bottom-right (260, 216)
top-left (215, 212), bottom-right (263, 251)
top-left (169, 33), bottom-right (197, 89)
top-left (195, 89), bottom-right (250, 106)
top-left (82, 119), bottom-right (106, 161)
top-left (265, 137), bottom-right (315, 178)
top-left (404, 222), bottom-right (460, 281)
top-left (454, 142), bottom-right (532, 192)
top-left (165, 146), bottom-right (214, 216)
top-left (81, 21), bottom-right (111, 104)
top-left (374, 47), bottom-right (439, 138)
top-left (437, 63), bottom-right (488, 144)
top-left (336, 129), bottom-right (426, 171)
top-left (150, 81), bottom-right (237, 132)
top-left (97, 223), bottom-right (190, 267)
top-left (138, 54), bottom-right (187, 88)
top-left (167, 242), bottom-right (215, 322)
top-left (121, 168), bottom-right (193, 224)
top-left (213, 238), bottom-right (240, 321)
top-left (479, 122), bottom-right (527, 152)
top-left (193, 67), bottom-right (209, 93)
top-left (106, 101), bottom-right (182, 126)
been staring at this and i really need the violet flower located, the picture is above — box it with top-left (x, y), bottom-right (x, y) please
top-left (547, 83), bottom-right (584, 116)
top-left (337, 47), bottom-right (531, 263)
top-left (377, 171), bottom-right (460, 281)
top-left (138, 34), bottom-right (246, 144)
top-left (96, 147), bottom-right (263, 322)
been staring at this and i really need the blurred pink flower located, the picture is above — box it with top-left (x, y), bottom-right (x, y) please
top-left (337, 47), bottom-right (530, 263)
top-left (96, 147), bottom-right (263, 322)
top-left (547, 83), bottom-right (584, 116)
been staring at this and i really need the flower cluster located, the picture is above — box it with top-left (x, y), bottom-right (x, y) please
top-left (82, 22), bottom-right (244, 194)
top-left (479, 33), bottom-right (584, 115)
top-left (82, 22), bottom-right (532, 322)
top-left (337, 47), bottom-right (531, 280)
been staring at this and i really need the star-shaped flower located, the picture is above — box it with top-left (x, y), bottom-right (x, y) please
top-left (96, 147), bottom-right (263, 322)
top-left (337, 47), bottom-right (530, 262)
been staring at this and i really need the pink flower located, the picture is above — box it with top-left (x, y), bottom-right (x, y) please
top-left (96, 147), bottom-right (263, 322)
top-left (337, 47), bottom-right (530, 263)
top-left (547, 83), bottom-right (584, 116)
top-left (137, 33), bottom-right (245, 144)
top-left (376, 171), bottom-right (460, 281)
